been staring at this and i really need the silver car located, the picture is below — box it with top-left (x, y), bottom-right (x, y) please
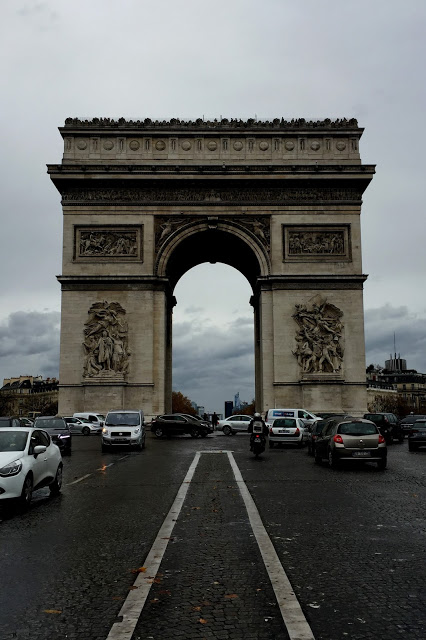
top-left (64, 416), bottom-right (102, 436)
top-left (269, 417), bottom-right (309, 448)
top-left (218, 415), bottom-right (252, 435)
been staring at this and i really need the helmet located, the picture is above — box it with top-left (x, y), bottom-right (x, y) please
top-left (254, 413), bottom-right (261, 419)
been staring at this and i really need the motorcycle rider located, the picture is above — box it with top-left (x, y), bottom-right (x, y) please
top-left (248, 412), bottom-right (269, 451)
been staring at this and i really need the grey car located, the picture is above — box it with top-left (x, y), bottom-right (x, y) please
top-left (64, 416), bottom-right (102, 436)
top-left (314, 417), bottom-right (387, 470)
top-left (218, 415), bottom-right (252, 435)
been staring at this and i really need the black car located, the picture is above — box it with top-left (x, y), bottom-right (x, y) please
top-left (400, 414), bottom-right (426, 436)
top-left (408, 419), bottom-right (426, 452)
top-left (0, 416), bottom-right (29, 428)
top-left (306, 415), bottom-right (352, 456)
top-left (151, 414), bottom-right (213, 438)
top-left (33, 416), bottom-right (72, 455)
top-left (363, 413), bottom-right (403, 443)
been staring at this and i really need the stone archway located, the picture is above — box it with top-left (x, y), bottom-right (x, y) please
top-left (49, 117), bottom-right (374, 418)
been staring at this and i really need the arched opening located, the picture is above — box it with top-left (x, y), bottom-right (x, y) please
top-left (172, 263), bottom-right (255, 415)
top-left (160, 227), bottom-right (263, 416)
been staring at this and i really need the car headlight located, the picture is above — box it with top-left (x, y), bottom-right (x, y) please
top-left (0, 459), bottom-right (22, 477)
top-left (102, 428), bottom-right (108, 434)
top-left (133, 428), bottom-right (140, 434)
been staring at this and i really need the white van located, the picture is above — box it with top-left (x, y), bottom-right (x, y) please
top-left (265, 408), bottom-right (318, 427)
top-left (102, 410), bottom-right (145, 451)
top-left (73, 412), bottom-right (106, 428)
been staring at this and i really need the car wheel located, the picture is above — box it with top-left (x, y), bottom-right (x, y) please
top-left (269, 440), bottom-right (274, 448)
top-left (377, 458), bottom-right (387, 470)
top-left (20, 474), bottom-right (33, 507)
top-left (230, 430), bottom-right (236, 436)
top-left (50, 464), bottom-right (63, 495)
top-left (314, 449), bottom-right (322, 464)
top-left (154, 427), bottom-right (164, 438)
top-left (408, 443), bottom-right (417, 452)
top-left (142, 435), bottom-right (146, 450)
top-left (82, 427), bottom-right (90, 436)
top-left (328, 448), bottom-right (338, 468)
top-left (398, 434), bottom-right (404, 443)
top-left (200, 431), bottom-right (208, 438)
top-left (307, 443), bottom-right (312, 456)
top-left (190, 427), bottom-right (200, 438)
top-left (223, 425), bottom-right (232, 436)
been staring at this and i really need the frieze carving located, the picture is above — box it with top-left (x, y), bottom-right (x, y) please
top-left (283, 225), bottom-right (350, 262)
top-left (63, 117), bottom-right (360, 130)
top-left (75, 227), bottom-right (142, 261)
top-left (62, 186), bottom-right (362, 205)
top-left (83, 301), bottom-right (130, 379)
top-left (289, 231), bottom-right (344, 255)
top-left (154, 216), bottom-right (271, 250)
top-left (292, 296), bottom-right (344, 375)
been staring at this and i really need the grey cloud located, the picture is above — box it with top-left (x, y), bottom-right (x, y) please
top-left (0, 311), bottom-right (60, 380)
top-left (365, 305), bottom-right (426, 371)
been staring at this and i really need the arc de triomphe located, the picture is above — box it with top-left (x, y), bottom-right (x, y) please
top-left (48, 118), bottom-right (374, 418)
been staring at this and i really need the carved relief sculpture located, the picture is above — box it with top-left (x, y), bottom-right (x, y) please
top-left (288, 230), bottom-right (345, 255)
top-left (83, 301), bottom-right (130, 378)
top-left (292, 296), bottom-right (344, 375)
top-left (79, 230), bottom-right (138, 257)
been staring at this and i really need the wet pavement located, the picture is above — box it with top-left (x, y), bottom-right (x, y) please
top-left (0, 431), bottom-right (425, 639)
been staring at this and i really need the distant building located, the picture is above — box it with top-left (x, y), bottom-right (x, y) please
top-left (366, 357), bottom-right (426, 413)
top-left (234, 392), bottom-right (240, 410)
top-left (0, 375), bottom-right (59, 416)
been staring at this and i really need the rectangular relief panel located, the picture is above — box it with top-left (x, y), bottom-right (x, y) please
top-left (74, 225), bottom-right (143, 262)
top-left (283, 224), bottom-right (351, 262)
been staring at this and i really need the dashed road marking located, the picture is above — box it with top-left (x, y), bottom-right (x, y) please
top-left (96, 463), bottom-right (115, 470)
top-left (66, 473), bottom-right (92, 486)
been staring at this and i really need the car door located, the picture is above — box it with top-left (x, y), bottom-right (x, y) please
top-left (28, 430), bottom-right (50, 487)
top-left (316, 420), bottom-right (334, 456)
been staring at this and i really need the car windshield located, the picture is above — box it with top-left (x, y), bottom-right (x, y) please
top-left (273, 419), bottom-right (297, 428)
top-left (80, 418), bottom-right (93, 423)
top-left (314, 420), bottom-right (326, 433)
top-left (106, 413), bottom-right (140, 426)
top-left (338, 422), bottom-right (377, 436)
top-left (0, 419), bottom-right (12, 427)
top-left (364, 415), bottom-right (381, 423)
top-left (35, 419), bottom-right (67, 430)
top-left (0, 431), bottom-right (28, 451)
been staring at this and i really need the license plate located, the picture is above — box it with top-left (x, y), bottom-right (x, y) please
top-left (353, 451), bottom-right (371, 457)
top-left (113, 438), bottom-right (128, 442)
top-left (279, 429), bottom-right (290, 433)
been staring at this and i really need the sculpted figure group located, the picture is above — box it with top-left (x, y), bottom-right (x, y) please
top-left (83, 301), bottom-right (130, 378)
top-left (292, 297), bottom-right (344, 374)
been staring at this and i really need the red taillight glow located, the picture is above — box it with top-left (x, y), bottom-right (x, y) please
top-left (295, 427), bottom-right (300, 435)
top-left (333, 434), bottom-right (344, 444)
top-left (378, 434), bottom-right (385, 444)
top-left (269, 427), bottom-right (273, 435)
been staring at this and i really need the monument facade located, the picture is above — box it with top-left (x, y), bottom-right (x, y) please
top-left (48, 117), bottom-right (375, 418)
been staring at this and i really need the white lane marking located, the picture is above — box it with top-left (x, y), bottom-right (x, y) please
top-left (227, 451), bottom-right (315, 640)
top-left (106, 451), bottom-right (202, 640)
top-left (66, 473), bottom-right (92, 486)
top-left (118, 455), bottom-right (130, 461)
top-left (96, 463), bottom-right (115, 470)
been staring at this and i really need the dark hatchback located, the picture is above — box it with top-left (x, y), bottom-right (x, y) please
top-left (306, 414), bottom-right (352, 456)
top-left (151, 414), bottom-right (213, 438)
top-left (0, 416), bottom-right (29, 428)
top-left (400, 414), bottom-right (426, 436)
top-left (363, 412), bottom-right (403, 443)
top-left (33, 416), bottom-right (72, 455)
top-left (408, 419), bottom-right (426, 452)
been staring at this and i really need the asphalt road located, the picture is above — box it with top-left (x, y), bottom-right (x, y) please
top-left (0, 431), bottom-right (425, 640)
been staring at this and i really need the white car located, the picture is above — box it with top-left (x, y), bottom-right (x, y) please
top-left (268, 417), bottom-right (309, 448)
top-left (102, 410), bottom-right (145, 451)
top-left (0, 427), bottom-right (63, 507)
top-left (218, 415), bottom-right (253, 435)
top-left (64, 416), bottom-right (102, 435)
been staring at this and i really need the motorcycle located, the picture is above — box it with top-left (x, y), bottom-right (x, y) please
top-left (251, 433), bottom-right (266, 458)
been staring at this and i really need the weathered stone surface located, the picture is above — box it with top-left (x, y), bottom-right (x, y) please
top-left (49, 118), bottom-right (374, 417)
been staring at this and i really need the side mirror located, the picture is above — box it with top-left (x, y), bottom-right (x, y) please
top-left (34, 445), bottom-right (47, 456)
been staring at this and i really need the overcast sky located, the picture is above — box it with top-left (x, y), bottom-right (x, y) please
top-left (1, 0), bottom-right (425, 412)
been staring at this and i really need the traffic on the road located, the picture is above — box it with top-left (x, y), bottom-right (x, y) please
top-left (0, 410), bottom-right (425, 639)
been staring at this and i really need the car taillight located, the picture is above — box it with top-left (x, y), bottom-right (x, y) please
top-left (410, 429), bottom-right (419, 434)
top-left (333, 434), bottom-right (344, 444)
top-left (378, 434), bottom-right (385, 444)
top-left (294, 428), bottom-right (300, 435)
top-left (269, 427), bottom-right (273, 434)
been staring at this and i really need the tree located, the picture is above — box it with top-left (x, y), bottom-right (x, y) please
top-left (234, 400), bottom-right (255, 416)
top-left (172, 391), bottom-right (197, 415)
top-left (0, 393), bottom-right (13, 416)
top-left (367, 394), bottom-right (411, 418)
